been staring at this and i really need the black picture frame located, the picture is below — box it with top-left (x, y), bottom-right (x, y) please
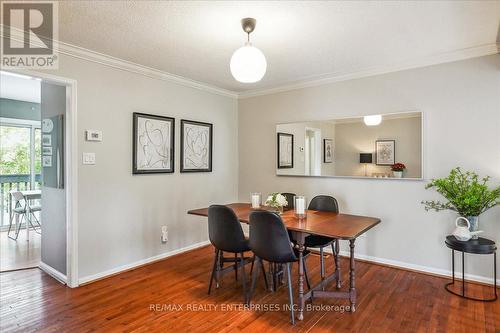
top-left (375, 140), bottom-right (396, 166)
top-left (323, 138), bottom-right (333, 163)
top-left (133, 112), bottom-right (175, 174)
top-left (180, 119), bottom-right (213, 173)
top-left (277, 132), bottom-right (294, 169)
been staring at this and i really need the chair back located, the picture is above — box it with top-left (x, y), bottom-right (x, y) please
top-left (249, 210), bottom-right (296, 263)
top-left (281, 192), bottom-right (296, 210)
top-left (208, 205), bottom-right (247, 252)
top-left (10, 191), bottom-right (26, 209)
top-left (308, 195), bottom-right (339, 213)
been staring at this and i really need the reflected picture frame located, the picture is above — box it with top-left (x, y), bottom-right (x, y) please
top-left (277, 132), bottom-right (294, 169)
top-left (323, 139), bottom-right (333, 163)
top-left (375, 140), bottom-right (395, 165)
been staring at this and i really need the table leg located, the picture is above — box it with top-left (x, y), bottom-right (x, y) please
top-left (494, 252), bottom-right (497, 298)
top-left (462, 251), bottom-right (465, 296)
top-left (334, 239), bottom-right (341, 289)
top-left (349, 239), bottom-right (357, 312)
top-left (297, 232), bottom-right (305, 321)
top-left (451, 249), bottom-right (455, 283)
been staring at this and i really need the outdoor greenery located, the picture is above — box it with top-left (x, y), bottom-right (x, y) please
top-left (422, 167), bottom-right (500, 217)
top-left (0, 125), bottom-right (41, 175)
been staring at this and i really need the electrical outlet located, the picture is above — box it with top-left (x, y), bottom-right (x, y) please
top-left (161, 226), bottom-right (168, 243)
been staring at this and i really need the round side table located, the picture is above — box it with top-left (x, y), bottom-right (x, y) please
top-left (444, 235), bottom-right (497, 302)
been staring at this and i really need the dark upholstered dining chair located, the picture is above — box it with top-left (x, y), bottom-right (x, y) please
top-left (247, 210), bottom-right (311, 325)
top-left (304, 195), bottom-right (341, 287)
top-left (208, 205), bottom-right (266, 302)
top-left (281, 192), bottom-right (296, 210)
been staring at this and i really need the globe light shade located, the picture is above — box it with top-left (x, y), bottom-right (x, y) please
top-left (230, 43), bottom-right (267, 83)
top-left (364, 115), bottom-right (382, 126)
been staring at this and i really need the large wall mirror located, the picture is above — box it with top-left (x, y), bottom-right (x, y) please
top-left (276, 111), bottom-right (423, 179)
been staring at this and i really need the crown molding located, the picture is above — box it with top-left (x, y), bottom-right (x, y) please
top-left (0, 25), bottom-right (238, 99)
top-left (237, 43), bottom-right (499, 99)
top-left (2, 25), bottom-right (497, 100)
top-left (57, 43), bottom-right (239, 99)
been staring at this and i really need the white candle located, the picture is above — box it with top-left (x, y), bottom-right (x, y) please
top-left (296, 197), bottom-right (305, 214)
top-left (251, 193), bottom-right (260, 208)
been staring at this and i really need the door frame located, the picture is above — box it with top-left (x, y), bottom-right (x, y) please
top-left (3, 69), bottom-right (79, 288)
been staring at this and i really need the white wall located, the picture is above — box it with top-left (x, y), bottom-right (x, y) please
top-left (42, 54), bottom-right (238, 279)
top-left (239, 55), bottom-right (500, 282)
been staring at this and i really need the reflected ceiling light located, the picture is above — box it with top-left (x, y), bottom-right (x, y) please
top-left (364, 115), bottom-right (382, 126)
top-left (230, 18), bottom-right (267, 83)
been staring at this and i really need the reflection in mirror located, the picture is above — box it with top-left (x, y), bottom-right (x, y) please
top-left (276, 111), bottom-right (422, 179)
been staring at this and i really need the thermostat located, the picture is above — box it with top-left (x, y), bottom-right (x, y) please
top-left (86, 130), bottom-right (102, 142)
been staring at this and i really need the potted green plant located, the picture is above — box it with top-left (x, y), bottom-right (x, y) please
top-left (391, 163), bottom-right (406, 178)
top-left (422, 167), bottom-right (500, 238)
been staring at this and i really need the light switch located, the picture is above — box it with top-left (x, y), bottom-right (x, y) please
top-left (83, 152), bottom-right (96, 165)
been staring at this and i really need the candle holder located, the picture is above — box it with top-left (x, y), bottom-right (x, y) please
top-left (294, 196), bottom-right (307, 219)
top-left (250, 192), bottom-right (261, 209)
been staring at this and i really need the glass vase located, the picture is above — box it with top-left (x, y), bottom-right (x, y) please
top-left (467, 216), bottom-right (479, 239)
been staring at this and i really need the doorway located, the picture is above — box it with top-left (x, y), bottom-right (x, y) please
top-left (304, 127), bottom-right (321, 176)
top-left (0, 73), bottom-right (42, 271)
top-left (0, 70), bottom-right (78, 287)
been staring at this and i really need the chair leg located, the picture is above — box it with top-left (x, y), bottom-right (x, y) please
top-left (260, 259), bottom-right (269, 290)
top-left (248, 256), bottom-right (261, 304)
top-left (208, 249), bottom-right (219, 294)
top-left (239, 252), bottom-right (247, 302)
top-left (7, 213), bottom-right (15, 238)
top-left (250, 255), bottom-right (255, 275)
top-left (8, 214), bottom-right (23, 240)
top-left (30, 212), bottom-right (42, 233)
top-left (320, 247), bottom-right (325, 280)
top-left (333, 240), bottom-right (341, 289)
top-left (286, 263), bottom-right (295, 325)
top-left (303, 259), bottom-right (311, 290)
top-left (218, 250), bottom-right (224, 287)
top-left (234, 253), bottom-right (238, 281)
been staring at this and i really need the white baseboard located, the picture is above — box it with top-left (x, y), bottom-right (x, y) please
top-left (39, 261), bottom-right (67, 284)
top-left (329, 249), bottom-right (499, 286)
top-left (78, 240), bottom-right (211, 285)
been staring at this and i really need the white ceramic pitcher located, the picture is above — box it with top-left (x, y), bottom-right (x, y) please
top-left (452, 217), bottom-right (483, 241)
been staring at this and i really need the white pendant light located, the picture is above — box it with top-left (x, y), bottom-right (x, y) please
top-left (364, 115), bottom-right (382, 126)
top-left (230, 18), bottom-right (267, 83)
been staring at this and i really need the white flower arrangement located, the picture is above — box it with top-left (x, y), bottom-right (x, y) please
top-left (265, 193), bottom-right (288, 208)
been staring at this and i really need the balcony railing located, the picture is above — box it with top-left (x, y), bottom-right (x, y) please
top-left (0, 174), bottom-right (42, 227)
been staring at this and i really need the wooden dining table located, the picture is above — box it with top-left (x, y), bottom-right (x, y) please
top-left (188, 203), bottom-right (381, 320)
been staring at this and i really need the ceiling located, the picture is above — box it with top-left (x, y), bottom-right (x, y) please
top-left (0, 72), bottom-right (41, 103)
top-left (58, 1), bottom-right (499, 93)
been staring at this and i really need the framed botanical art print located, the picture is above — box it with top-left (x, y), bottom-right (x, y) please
top-left (277, 132), bottom-right (294, 168)
top-left (180, 120), bottom-right (213, 172)
top-left (375, 140), bottom-right (395, 165)
top-left (323, 139), bottom-right (333, 163)
top-left (133, 112), bottom-right (175, 174)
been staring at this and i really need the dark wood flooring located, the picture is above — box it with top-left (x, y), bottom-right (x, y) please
top-left (0, 245), bottom-right (498, 332)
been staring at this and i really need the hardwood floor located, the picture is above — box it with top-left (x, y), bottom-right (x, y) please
top-left (0, 230), bottom-right (41, 272)
top-left (0, 245), bottom-right (498, 332)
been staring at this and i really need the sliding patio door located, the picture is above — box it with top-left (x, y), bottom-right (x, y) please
top-left (0, 121), bottom-right (41, 228)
